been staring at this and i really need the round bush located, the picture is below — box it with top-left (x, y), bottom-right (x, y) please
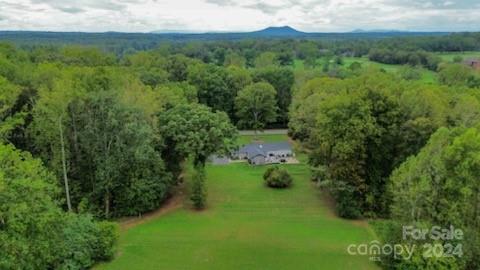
top-left (263, 166), bottom-right (293, 188)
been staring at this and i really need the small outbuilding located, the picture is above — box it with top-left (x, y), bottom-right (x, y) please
top-left (464, 59), bottom-right (480, 70)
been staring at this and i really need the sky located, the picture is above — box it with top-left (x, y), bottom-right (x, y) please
top-left (0, 0), bottom-right (479, 33)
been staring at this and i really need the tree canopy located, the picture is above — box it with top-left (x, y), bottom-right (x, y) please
top-left (235, 82), bottom-right (278, 134)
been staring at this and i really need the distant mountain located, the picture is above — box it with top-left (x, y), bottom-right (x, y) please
top-left (351, 29), bottom-right (408, 33)
top-left (150, 29), bottom-right (201, 34)
top-left (249, 26), bottom-right (307, 37)
top-left (150, 26), bottom-right (308, 37)
top-left (0, 29), bottom-right (450, 47)
top-left (146, 25), bottom-right (444, 39)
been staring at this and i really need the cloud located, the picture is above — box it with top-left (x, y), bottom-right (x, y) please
top-left (0, 0), bottom-right (478, 32)
top-left (205, 0), bottom-right (294, 15)
top-left (57, 6), bottom-right (85, 14)
top-left (29, 0), bottom-right (127, 12)
top-left (385, 0), bottom-right (477, 9)
top-left (205, 0), bottom-right (236, 6)
top-left (244, 2), bottom-right (287, 15)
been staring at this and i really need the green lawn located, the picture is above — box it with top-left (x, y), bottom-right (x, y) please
top-left (294, 57), bottom-right (437, 83)
top-left (342, 57), bottom-right (401, 73)
top-left (97, 135), bottom-right (379, 270)
top-left (436, 51), bottom-right (480, 62)
top-left (237, 133), bottom-right (288, 145)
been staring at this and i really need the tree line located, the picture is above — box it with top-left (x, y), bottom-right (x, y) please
top-left (0, 41), bottom-right (295, 268)
top-left (1, 32), bottom-right (479, 269)
top-left (289, 70), bottom-right (480, 269)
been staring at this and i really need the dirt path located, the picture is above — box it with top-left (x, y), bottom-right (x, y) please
top-left (119, 190), bottom-right (185, 231)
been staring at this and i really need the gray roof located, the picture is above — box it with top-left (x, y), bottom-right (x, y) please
top-left (237, 142), bottom-right (292, 159)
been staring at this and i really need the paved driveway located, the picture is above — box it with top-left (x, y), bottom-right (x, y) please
top-left (238, 129), bottom-right (288, 135)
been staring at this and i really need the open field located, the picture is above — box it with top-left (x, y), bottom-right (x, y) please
top-left (436, 51), bottom-right (480, 62)
top-left (97, 134), bottom-right (379, 270)
top-left (237, 133), bottom-right (288, 145)
top-left (294, 57), bottom-right (437, 83)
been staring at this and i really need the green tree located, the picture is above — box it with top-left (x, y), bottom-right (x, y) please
top-left (157, 104), bottom-right (237, 209)
top-left (0, 143), bottom-right (118, 269)
top-left (190, 166), bottom-right (207, 209)
top-left (60, 46), bottom-right (115, 66)
top-left (453, 55), bottom-right (463, 63)
top-left (252, 67), bottom-right (294, 125)
top-left (263, 166), bottom-right (293, 188)
top-left (30, 77), bottom-right (79, 212)
top-left (348, 61), bottom-right (362, 72)
top-left (166, 54), bottom-right (191, 82)
top-left (187, 63), bottom-right (235, 117)
top-left (235, 82), bottom-right (278, 135)
top-left (310, 92), bottom-right (376, 218)
top-left (158, 103), bottom-right (237, 168)
top-left (74, 89), bottom-right (172, 218)
top-left (390, 127), bottom-right (480, 269)
top-left (0, 76), bottom-right (24, 142)
top-left (31, 68), bottom-right (174, 218)
top-left (254, 52), bottom-right (278, 68)
top-left (154, 82), bottom-right (198, 109)
top-left (398, 65), bottom-right (422, 81)
top-left (224, 52), bottom-right (246, 68)
top-left (438, 63), bottom-right (474, 86)
top-left (290, 72), bottom-right (446, 218)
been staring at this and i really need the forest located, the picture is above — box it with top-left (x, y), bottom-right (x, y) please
top-left (0, 30), bottom-right (480, 269)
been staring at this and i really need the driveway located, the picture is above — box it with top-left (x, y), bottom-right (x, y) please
top-left (239, 129), bottom-right (288, 135)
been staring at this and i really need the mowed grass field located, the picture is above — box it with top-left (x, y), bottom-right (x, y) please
top-left (436, 51), bottom-right (480, 62)
top-left (97, 135), bottom-right (379, 270)
top-left (237, 133), bottom-right (287, 145)
top-left (293, 57), bottom-right (437, 83)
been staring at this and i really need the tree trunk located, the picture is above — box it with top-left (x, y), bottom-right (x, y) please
top-left (473, 185), bottom-right (479, 227)
top-left (253, 111), bottom-right (259, 139)
top-left (58, 117), bottom-right (72, 212)
top-left (105, 190), bottom-right (110, 219)
top-left (194, 155), bottom-right (207, 169)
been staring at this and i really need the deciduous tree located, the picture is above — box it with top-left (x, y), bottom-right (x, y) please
top-left (235, 82), bottom-right (278, 135)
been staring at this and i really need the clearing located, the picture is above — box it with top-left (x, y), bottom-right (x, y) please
top-left (97, 134), bottom-right (379, 270)
top-left (294, 57), bottom-right (437, 83)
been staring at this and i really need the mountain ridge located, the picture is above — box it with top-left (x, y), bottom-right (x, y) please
top-left (150, 26), bottom-right (308, 36)
top-left (250, 26), bottom-right (307, 36)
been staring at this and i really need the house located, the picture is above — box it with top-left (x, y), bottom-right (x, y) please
top-left (464, 59), bottom-right (480, 70)
top-left (234, 142), bottom-right (294, 165)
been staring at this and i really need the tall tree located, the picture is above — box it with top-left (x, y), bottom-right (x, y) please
top-left (254, 52), bottom-right (278, 68)
top-left (252, 67), bottom-right (294, 125)
top-left (0, 76), bottom-right (24, 142)
top-left (30, 78), bottom-right (79, 212)
top-left (0, 143), bottom-right (118, 269)
top-left (235, 82), bottom-right (278, 135)
top-left (157, 104), bottom-right (237, 209)
top-left (74, 89), bottom-right (172, 218)
top-left (187, 63), bottom-right (233, 115)
top-left (389, 127), bottom-right (480, 269)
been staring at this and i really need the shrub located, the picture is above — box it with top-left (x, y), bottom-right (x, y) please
top-left (0, 144), bottom-right (119, 270)
top-left (59, 214), bottom-right (118, 269)
top-left (190, 167), bottom-right (207, 209)
top-left (263, 166), bottom-right (293, 188)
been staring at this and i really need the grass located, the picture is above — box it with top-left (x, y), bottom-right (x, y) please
top-left (342, 57), bottom-right (401, 72)
top-left (343, 57), bottom-right (437, 83)
top-left (97, 134), bottom-right (379, 270)
top-left (237, 133), bottom-right (287, 145)
top-left (436, 51), bottom-right (480, 62)
top-left (294, 57), bottom-right (437, 83)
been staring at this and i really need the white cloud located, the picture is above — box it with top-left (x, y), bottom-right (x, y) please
top-left (0, 0), bottom-right (478, 32)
